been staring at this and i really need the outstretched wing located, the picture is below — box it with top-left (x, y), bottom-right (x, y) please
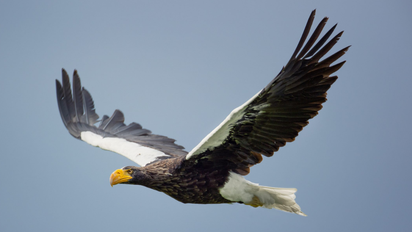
top-left (56, 70), bottom-right (187, 167)
top-left (185, 10), bottom-right (349, 175)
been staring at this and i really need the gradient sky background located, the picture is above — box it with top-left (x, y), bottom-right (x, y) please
top-left (1, 1), bottom-right (411, 231)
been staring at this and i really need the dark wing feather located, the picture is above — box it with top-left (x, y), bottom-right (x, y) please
top-left (185, 10), bottom-right (349, 175)
top-left (56, 70), bottom-right (187, 166)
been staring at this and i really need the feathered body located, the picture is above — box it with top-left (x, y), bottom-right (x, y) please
top-left (127, 157), bottom-right (232, 204)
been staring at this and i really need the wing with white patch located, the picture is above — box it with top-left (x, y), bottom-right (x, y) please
top-left (56, 70), bottom-right (187, 167)
top-left (186, 10), bottom-right (349, 175)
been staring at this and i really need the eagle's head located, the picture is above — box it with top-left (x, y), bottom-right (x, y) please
top-left (109, 166), bottom-right (143, 186)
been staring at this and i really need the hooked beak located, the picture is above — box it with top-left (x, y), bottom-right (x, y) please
top-left (109, 169), bottom-right (132, 187)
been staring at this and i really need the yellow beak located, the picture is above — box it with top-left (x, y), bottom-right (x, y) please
top-left (110, 169), bottom-right (132, 187)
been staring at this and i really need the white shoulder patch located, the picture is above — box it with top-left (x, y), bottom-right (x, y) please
top-left (186, 91), bottom-right (261, 160)
top-left (80, 131), bottom-right (169, 167)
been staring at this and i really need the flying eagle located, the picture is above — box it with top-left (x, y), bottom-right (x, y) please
top-left (56, 10), bottom-right (348, 216)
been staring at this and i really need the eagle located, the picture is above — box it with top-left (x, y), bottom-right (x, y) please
top-left (55, 10), bottom-right (348, 216)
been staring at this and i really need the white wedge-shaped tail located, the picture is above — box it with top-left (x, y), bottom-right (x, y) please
top-left (219, 172), bottom-right (306, 216)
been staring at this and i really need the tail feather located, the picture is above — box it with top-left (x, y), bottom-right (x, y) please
top-left (219, 172), bottom-right (306, 216)
top-left (256, 186), bottom-right (306, 216)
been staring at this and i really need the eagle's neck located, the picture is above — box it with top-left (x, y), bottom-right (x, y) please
top-left (129, 157), bottom-right (182, 188)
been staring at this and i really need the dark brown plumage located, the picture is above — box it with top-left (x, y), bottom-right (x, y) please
top-left (125, 157), bottom-right (232, 204)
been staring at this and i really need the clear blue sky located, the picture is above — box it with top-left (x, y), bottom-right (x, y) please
top-left (1, 1), bottom-right (411, 231)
